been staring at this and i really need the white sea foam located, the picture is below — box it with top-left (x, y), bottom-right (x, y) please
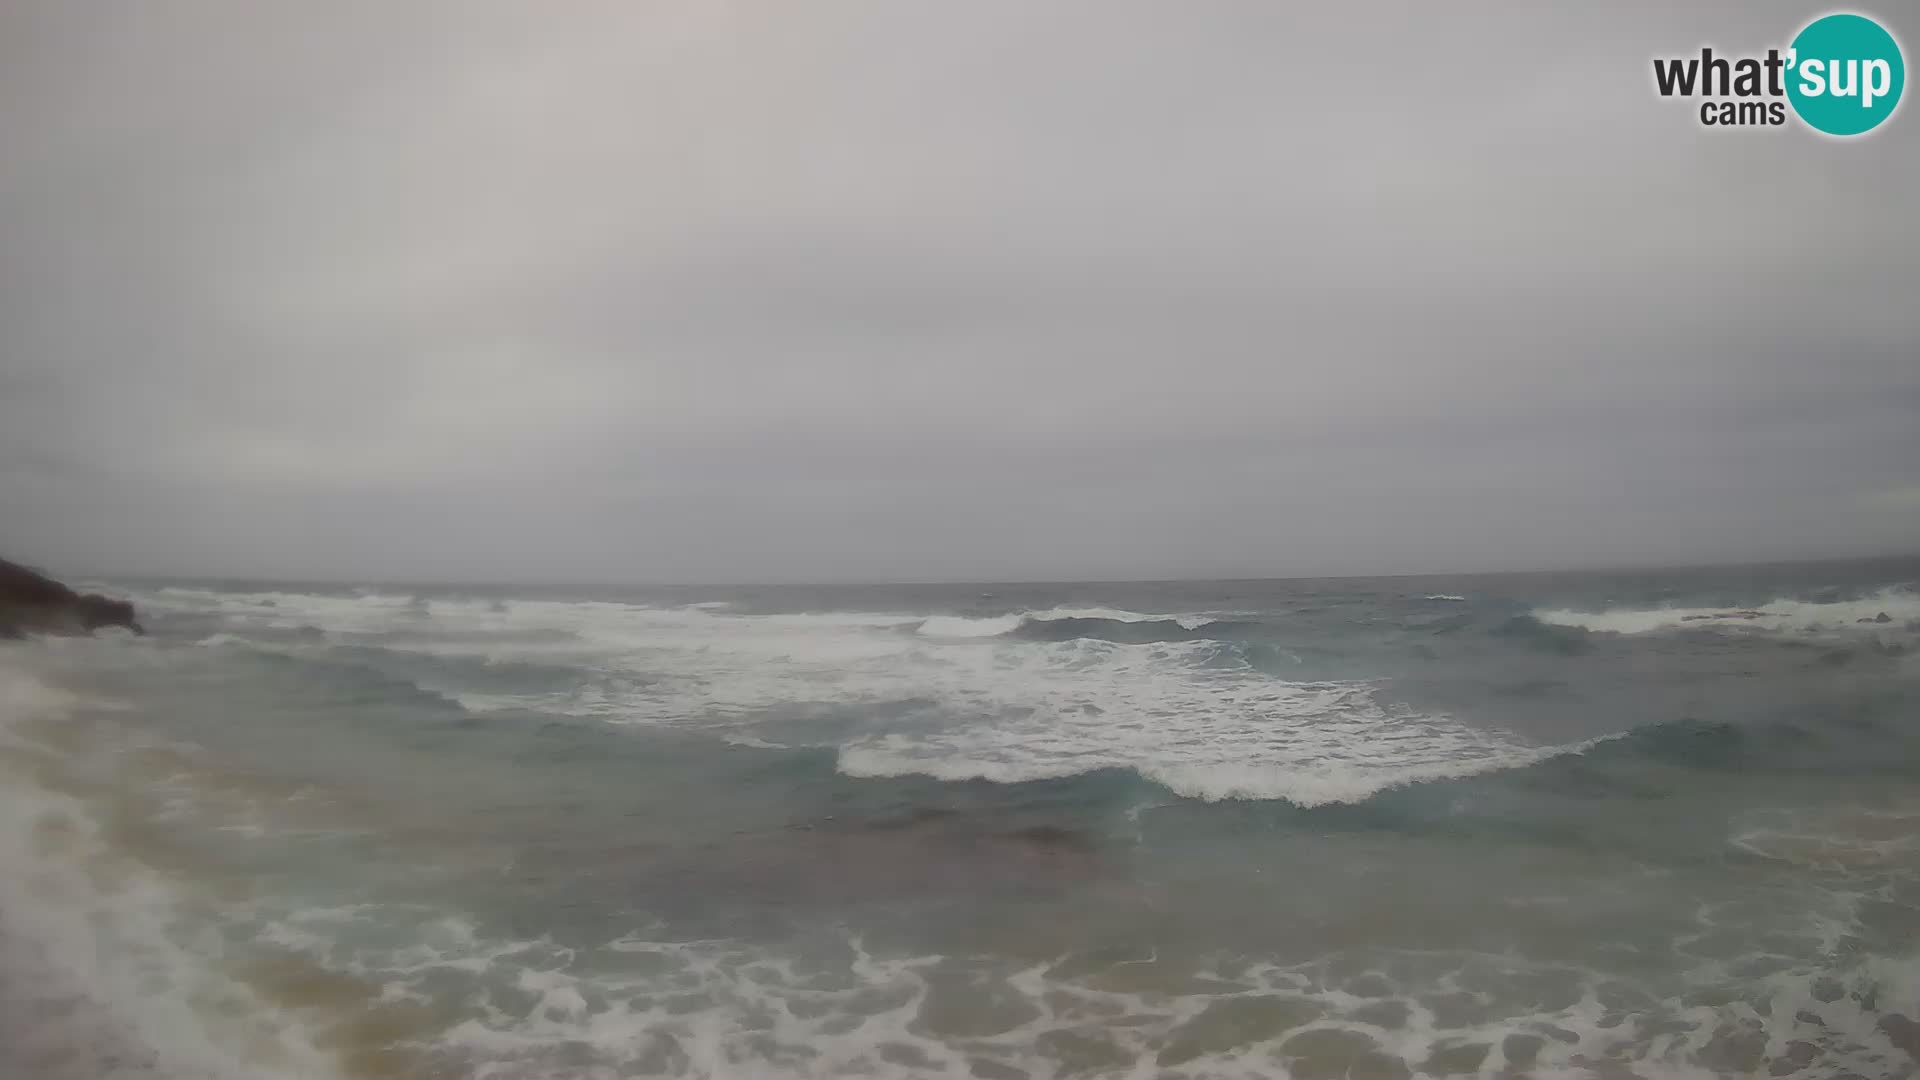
top-left (11, 591), bottom-right (1919, 1080)
top-left (453, 601), bottom-right (1542, 807)
top-left (836, 666), bottom-right (1563, 807)
top-left (1730, 803), bottom-right (1920, 871)
top-left (1423, 594), bottom-right (1468, 602)
top-left (0, 659), bottom-right (86, 715)
top-left (242, 899), bottom-right (1920, 1080)
top-left (916, 613), bottom-right (1026, 637)
top-left (1535, 586), bottom-right (1920, 636)
top-left (132, 586), bottom-right (430, 640)
top-left (1030, 606), bottom-right (1219, 630)
top-left (719, 733), bottom-right (790, 750)
top-left (136, 585), bottom-right (1218, 644)
top-left (129, 586), bottom-right (1552, 806)
top-left (918, 607), bottom-right (1218, 638)
top-left (0, 664), bottom-right (342, 1080)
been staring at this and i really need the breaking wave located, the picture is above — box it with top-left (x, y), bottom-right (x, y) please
top-left (917, 607), bottom-right (1219, 640)
top-left (14, 566), bottom-right (1920, 1080)
top-left (837, 737), bottom-right (1579, 807)
top-left (1535, 585), bottom-right (1920, 636)
top-left (834, 661), bottom-right (1564, 808)
top-left (0, 663), bottom-right (340, 1080)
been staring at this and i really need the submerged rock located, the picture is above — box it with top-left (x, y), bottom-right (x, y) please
top-left (0, 557), bottom-right (142, 637)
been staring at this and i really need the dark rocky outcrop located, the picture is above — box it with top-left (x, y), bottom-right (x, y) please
top-left (0, 557), bottom-right (141, 638)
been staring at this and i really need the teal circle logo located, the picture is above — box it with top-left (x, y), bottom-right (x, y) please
top-left (1786, 13), bottom-right (1905, 136)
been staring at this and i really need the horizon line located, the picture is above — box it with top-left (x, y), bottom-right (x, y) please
top-left (55, 548), bottom-right (1920, 594)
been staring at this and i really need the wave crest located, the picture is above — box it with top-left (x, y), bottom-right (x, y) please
top-left (836, 675), bottom-right (1558, 809)
top-left (1535, 586), bottom-right (1920, 636)
top-left (917, 607), bottom-right (1220, 641)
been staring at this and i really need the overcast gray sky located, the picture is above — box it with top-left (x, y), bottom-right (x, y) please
top-left (2, 2), bottom-right (1916, 584)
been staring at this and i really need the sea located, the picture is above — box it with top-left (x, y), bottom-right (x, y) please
top-left (1, 557), bottom-right (1917, 1080)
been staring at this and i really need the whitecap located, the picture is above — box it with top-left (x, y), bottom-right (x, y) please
top-left (916, 614), bottom-right (1025, 637)
top-left (1535, 586), bottom-right (1920, 636)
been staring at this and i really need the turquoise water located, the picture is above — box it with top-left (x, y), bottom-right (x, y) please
top-left (2, 559), bottom-right (1918, 1078)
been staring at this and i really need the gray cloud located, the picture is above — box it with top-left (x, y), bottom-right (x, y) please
top-left (2, 1), bottom-right (1916, 583)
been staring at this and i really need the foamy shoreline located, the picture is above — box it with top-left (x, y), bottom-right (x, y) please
top-left (0, 918), bottom-right (164, 1079)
